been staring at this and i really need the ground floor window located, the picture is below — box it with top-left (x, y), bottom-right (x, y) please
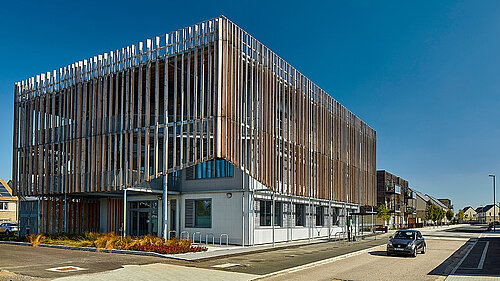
top-left (260, 201), bottom-right (272, 226)
top-left (0, 202), bottom-right (8, 210)
top-left (275, 202), bottom-right (283, 227)
top-left (260, 200), bottom-right (283, 227)
top-left (185, 199), bottom-right (212, 228)
top-left (316, 206), bottom-right (324, 226)
top-left (295, 204), bottom-right (306, 226)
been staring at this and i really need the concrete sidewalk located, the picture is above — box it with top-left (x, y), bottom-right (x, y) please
top-left (52, 263), bottom-right (258, 281)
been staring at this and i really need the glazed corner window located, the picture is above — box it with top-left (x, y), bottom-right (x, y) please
top-left (185, 199), bottom-right (212, 228)
top-left (316, 206), bottom-right (324, 226)
top-left (295, 204), bottom-right (306, 226)
top-left (186, 159), bottom-right (233, 180)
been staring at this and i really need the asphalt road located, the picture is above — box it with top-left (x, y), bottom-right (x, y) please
top-left (1, 224), bottom-right (498, 281)
top-left (262, 239), bottom-right (466, 281)
top-left (0, 243), bottom-right (180, 279)
top-left (0, 235), bottom-right (390, 279)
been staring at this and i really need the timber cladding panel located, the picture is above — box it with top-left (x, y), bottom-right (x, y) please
top-left (12, 16), bottom-right (377, 207)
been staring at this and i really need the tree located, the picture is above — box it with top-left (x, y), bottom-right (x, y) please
top-left (436, 207), bottom-right (445, 225)
top-left (377, 204), bottom-right (391, 226)
top-left (457, 209), bottom-right (465, 221)
top-left (426, 201), bottom-right (435, 224)
top-left (446, 210), bottom-right (454, 222)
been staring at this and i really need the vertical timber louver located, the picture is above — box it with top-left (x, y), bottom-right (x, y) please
top-left (12, 16), bottom-right (377, 207)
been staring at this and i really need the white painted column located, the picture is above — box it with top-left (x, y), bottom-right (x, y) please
top-left (163, 175), bottom-right (168, 240)
top-left (123, 189), bottom-right (127, 236)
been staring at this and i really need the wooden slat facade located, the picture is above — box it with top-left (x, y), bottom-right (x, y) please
top-left (12, 16), bottom-right (376, 208)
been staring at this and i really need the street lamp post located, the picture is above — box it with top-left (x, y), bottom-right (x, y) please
top-left (489, 174), bottom-right (496, 232)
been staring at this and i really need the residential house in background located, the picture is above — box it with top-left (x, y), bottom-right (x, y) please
top-left (0, 179), bottom-right (17, 223)
top-left (462, 206), bottom-right (477, 222)
top-left (438, 199), bottom-right (453, 210)
top-left (476, 204), bottom-right (500, 224)
top-left (427, 195), bottom-right (451, 223)
top-left (414, 190), bottom-right (430, 226)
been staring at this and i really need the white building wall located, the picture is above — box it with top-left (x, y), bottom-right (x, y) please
top-left (180, 191), bottom-right (246, 245)
top-left (112, 165), bottom-right (364, 246)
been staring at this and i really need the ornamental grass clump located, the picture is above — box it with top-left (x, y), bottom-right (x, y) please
top-left (26, 232), bottom-right (207, 254)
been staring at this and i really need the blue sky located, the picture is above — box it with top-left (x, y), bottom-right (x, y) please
top-left (1, 1), bottom-right (499, 211)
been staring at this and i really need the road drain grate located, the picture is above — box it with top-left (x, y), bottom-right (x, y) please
top-left (46, 266), bottom-right (86, 272)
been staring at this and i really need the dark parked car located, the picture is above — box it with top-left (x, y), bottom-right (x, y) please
top-left (387, 230), bottom-right (426, 257)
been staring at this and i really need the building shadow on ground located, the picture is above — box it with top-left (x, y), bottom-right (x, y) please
top-left (428, 236), bottom-right (500, 278)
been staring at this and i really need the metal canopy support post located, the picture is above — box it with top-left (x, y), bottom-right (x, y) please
top-left (289, 195), bottom-right (292, 242)
top-left (37, 197), bottom-right (40, 234)
top-left (16, 196), bottom-right (20, 236)
top-left (272, 191), bottom-right (275, 247)
top-left (123, 189), bottom-right (127, 236)
top-left (64, 193), bottom-right (67, 233)
top-left (328, 200), bottom-right (331, 240)
top-left (242, 191), bottom-right (245, 246)
top-left (308, 195), bottom-right (311, 242)
top-left (163, 175), bottom-right (168, 240)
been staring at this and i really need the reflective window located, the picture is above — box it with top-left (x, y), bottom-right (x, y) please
top-left (296, 204), bottom-right (306, 226)
top-left (187, 159), bottom-right (233, 180)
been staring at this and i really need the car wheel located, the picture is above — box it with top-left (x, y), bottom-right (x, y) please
top-left (387, 251), bottom-right (392, 256)
top-left (421, 244), bottom-right (426, 254)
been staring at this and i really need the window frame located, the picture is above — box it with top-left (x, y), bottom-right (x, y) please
top-left (185, 198), bottom-right (212, 228)
top-left (194, 199), bottom-right (212, 228)
top-left (260, 200), bottom-right (272, 226)
top-left (295, 204), bottom-right (306, 227)
top-left (315, 206), bottom-right (324, 226)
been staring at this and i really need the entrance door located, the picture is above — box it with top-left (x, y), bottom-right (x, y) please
top-left (138, 211), bottom-right (149, 236)
top-left (129, 200), bottom-right (158, 237)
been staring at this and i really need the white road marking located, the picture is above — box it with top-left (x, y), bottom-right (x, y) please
top-left (211, 263), bottom-right (241, 268)
top-left (449, 240), bottom-right (477, 275)
top-left (46, 266), bottom-right (87, 272)
top-left (477, 241), bottom-right (489, 270)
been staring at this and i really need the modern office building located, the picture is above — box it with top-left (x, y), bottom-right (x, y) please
top-left (12, 16), bottom-right (377, 245)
